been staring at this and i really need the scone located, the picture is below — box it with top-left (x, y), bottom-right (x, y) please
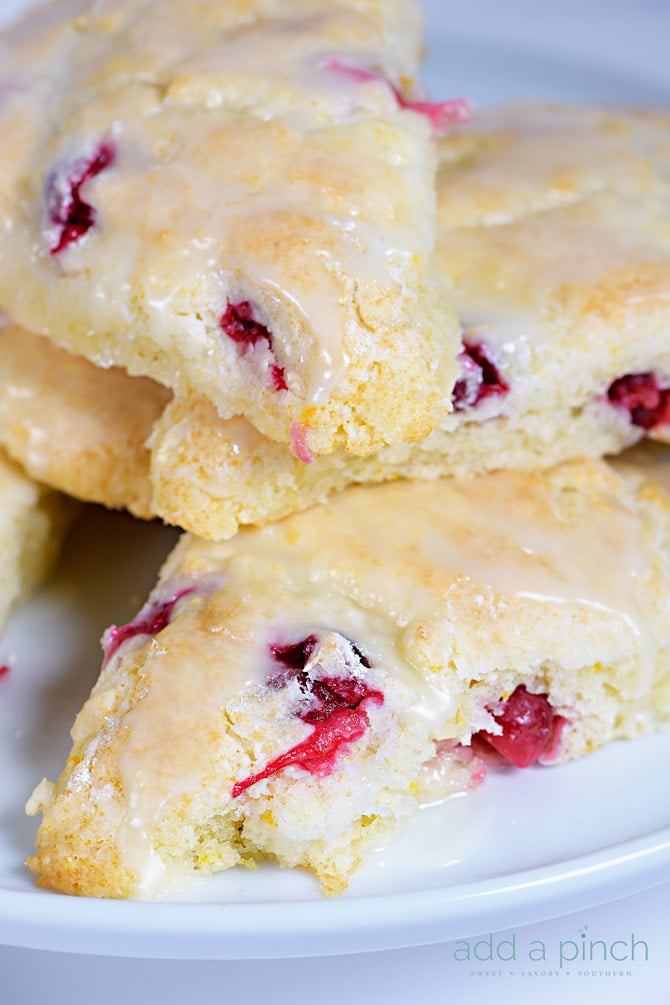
top-left (0, 320), bottom-right (170, 519)
top-left (148, 102), bottom-right (670, 536)
top-left (26, 448), bottom-right (670, 898)
top-left (0, 449), bottom-right (74, 635)
top-left (0, 0), bottom-right (465, 456)
top-left (5, 103), bottom-right (670, 539)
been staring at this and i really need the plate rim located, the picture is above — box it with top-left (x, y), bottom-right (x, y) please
top-left (2, 825), bottom-right (670, 958)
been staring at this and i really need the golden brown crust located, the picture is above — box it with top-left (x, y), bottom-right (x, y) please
top-left (0, 0), bottom-right (458, 455)
top-left (4, 103), bottom-right (670, 538)
top-left (26, 452), bottom-right (670, 897)
top-left (0, 326), bottom-right (170, 517)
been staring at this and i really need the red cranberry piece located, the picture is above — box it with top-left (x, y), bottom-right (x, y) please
top-left (473, 685), bottom-right (560, 768)
top-left (302, 675), bottom-right (372, 722)
top-left (271, 635), bottom-right (320, 672)
top-left (46, 142), bottom-right (116, 255)
top-left (268, 633), bottom-right (369, 686)
top-left (322, 59), bottom-right (471, 135)
top-left (452, 341), bottom-right (509, 411)
top-left (0, 663), bottom-right (10, 679)
top-left (231, 705), bottom-right (371, 797)
top-left (220, 301), bottom-right (287, 392)
top-left (349, 642), bottom-right (371, 669)
top-left (232, 634), bottom-right (382, 796)
top-left (289, 422), bottom-right (314, 464)
top-left (270, 364), bottom-right (288, 392)
top-left (607, 372), bottom-right (670, 431)
top-left (395, 96), bottom-right (472, 133)
top-left (221, 301), bottom-right (270, 347)
top-left (267, 634), bottom-right (320, 689)
top-left (101, 588), bottom-right (193, 667)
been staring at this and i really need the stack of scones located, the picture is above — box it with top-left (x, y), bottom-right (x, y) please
top-left (0, 0), bottom-right (669, 899)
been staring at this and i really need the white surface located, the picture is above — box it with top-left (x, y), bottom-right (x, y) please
top-left (2, 0), bottom-right (670, 997)
top-left (2, 881), bottom-right (669, 1005)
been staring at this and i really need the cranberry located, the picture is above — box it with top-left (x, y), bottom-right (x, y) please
top-left (220, 301), bottom-right (269, 347)
top-left (607, 372), bottom-right (670, 431)
top-left (393, 94), bottom-right (472, 134)
top-left (0, 663), bottom-right (10, 679)
top-left (231, 634), bottom-right (382, 796)
top-left (220, 301), bottom-right (287, 391)
top-left (452, 341), bottom-right (510, 411)
top-left (46, 142), bottom-right (116, 255)
top-left (323, 59), bottom-right (471, 135)
top-left (267, 634), bottom-right (320, 688)
top-left (349, 642), bottom-right (371, 669)
top-left (289, 421), bottom-right (314, 464)
top-left (271, 635), bottom-right (320, 671)
top-left (270, 364), bottom-right (287, 391)
top-left (101, 588), bottom-right (193, 667)
top-left (473, 685), bottom-right (562, 768)
top-left (268, 634), bottom-right (369, 686)
top-left (231, 706), bottom-right (371, 797)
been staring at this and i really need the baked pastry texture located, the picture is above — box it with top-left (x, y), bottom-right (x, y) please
top-left (0, 0), bottom-right (463, 457)
top-left (0, 321), bottom-right (170, 519)
top-left (4, 103), bottom-right (670, 539)
top-left (26, 448), bottom-right (670, 897)
top-left (149, 102), bottom-right (670, 536)
top-left (0, 450), bottom-right (74, 635)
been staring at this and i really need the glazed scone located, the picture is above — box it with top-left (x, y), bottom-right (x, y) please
top-left (0, 450), bottom-right (74, 635)
top-left (435, 103), bottom-right (670, 444)
top-left (0, 0), bottom-right (464, 457)
top-left (0, 321), bottom-right (170, 519)
top-left (4, 103), bottom-right (670, 537)
top-left (141, 102), bottom-right (670, 536)
top-left (147, 103), bottom-right (670, 535)
top-left (26, 449), bottom-right (670, 897)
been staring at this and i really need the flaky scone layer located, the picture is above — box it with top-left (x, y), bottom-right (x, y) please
top-left (27, 450), bottom-right (670, 898)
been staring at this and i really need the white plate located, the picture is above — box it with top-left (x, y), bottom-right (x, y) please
top-left (1, 3), bottom-right (670, 962)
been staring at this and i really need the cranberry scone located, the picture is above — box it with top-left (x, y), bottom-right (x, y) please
top-left (4, 103), bottom-right (670, 538)
top-left (0, 0), bottom-right (464, 457)
top-left (146, 102), bottom-right (670, 535)
top-left (0, 450), bottom-right (74, 635)
top-left (0, 321), bottom-right (170, 519)
top-left (26, 448), bottom-right (670, 897)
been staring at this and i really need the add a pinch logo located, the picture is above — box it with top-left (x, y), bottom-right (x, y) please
top-left (452, 925), bottom-right (650, 972)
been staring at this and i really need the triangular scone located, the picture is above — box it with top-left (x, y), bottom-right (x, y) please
top-left (0, 0), bottom-right (463, 457)
top-left (3, 104), bottom-right (670, 534)
top-left (0, 322), bottom-right (170, 519)
top-left (27, 449), bottom-right (670, 898)
top-left (0, 450), bottom-right (75, 635)
top-left (147, 103), bottom-right (670, 536)
top-left (5, 103), bottom-right (670, 538)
